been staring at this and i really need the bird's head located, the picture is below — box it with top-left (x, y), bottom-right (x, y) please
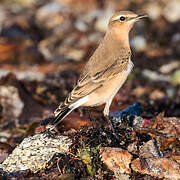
top-left (108, 11), bottom-right (148, 34)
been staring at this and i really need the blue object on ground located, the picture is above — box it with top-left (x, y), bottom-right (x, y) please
top-left (114, 102), bottom-right (142, 118)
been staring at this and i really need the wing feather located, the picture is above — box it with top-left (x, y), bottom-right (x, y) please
top-left (64, 55), bottom-right (130, 106)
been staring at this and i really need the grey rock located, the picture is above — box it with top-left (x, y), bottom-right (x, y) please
top-left (131, 36), bottom-right (147, 52)
top-left (1, 133), bottom-right (72, 173)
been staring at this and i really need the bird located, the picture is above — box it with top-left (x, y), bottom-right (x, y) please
top-left (51, 11), bottom-right (147, 128)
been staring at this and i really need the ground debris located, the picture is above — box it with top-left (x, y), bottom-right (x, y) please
top-left (0, 142), bottom-right (13, 164)
top-left (100, 147), bottom-right (132, 175)
top-left (0, 0), bottom-right (179, 179)
top-left (131, 157), bottom-right (180, 180)
top-left (139, 139), bottom-right (163, 158)
top-left (0, 85), bottom-right (24, 127)
top-left (0, 132), bottom-right (72, 174)
top-left (148, 112), bottom-right (180, 138)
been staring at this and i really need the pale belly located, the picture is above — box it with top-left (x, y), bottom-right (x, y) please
top-left (69, 60), bottom-right (133, 109)
top-left (83, 68), bottom-right (130, 107)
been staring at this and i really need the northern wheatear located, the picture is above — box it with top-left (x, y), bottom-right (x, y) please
top-left (51, 11), bottom-right (147, 127)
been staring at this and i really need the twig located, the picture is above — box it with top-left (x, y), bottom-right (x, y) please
top-left (46, 145), bottom-right (89, 164)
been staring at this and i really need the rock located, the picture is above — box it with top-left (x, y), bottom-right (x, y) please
top-left (100, 147), bottom-right (132, 175)
top-left (172, 33), bottom-right (180, 43)
top-left (142, 69), bottom-right (170, 82)
top-left (150, 89), bottom-right (165, 100)
top-left (36, 2), bottom-right (67, 21)
top-left (127, 142), bottom-right (138, 155)
top-left (0, 6), bottom-right (6, 27)
top-left (163, 0), bottom-right (180, 22)
top-left (0, 142), bottom-right (13, 164)
top-left (160, 117), bottom-right (180, 137)
top-left (132, 116), bottom-right (144, 128)
top-left (144, 2), bottom-right (162, 20)
top-left (75, 20), bottom-right (88, 32)
top-left (36, 2), bottom-right (68, 28)
top-left (172, 34), bottom-right (180, 55)
top-left (58, 173), bottom-right (75, 180)
top-left (0, 69), bottom-right (45, 81)
top-left (171, 153), bottom-right (180, 164)
top-left (0, 132), bottom-right (72, 173)
top-left (132, 86), bottom-right (148, 98)
top-left (0, 131), bottom-right (11, 143)
top-left (139, 140), bottom-right (163, 158)
top-left (58, 47), bottom-right (85, 62)
top-left (131, 36), bottom-right (147, 52)
top-left (0, 86), bottom-right (24, 126)
top-left (159, 60), bottom-right (180, 74)
top-left (152, 113), bottom-right (180, 137)
top-left (88, 32), bottom-right (102, 43)
top-left (131, 157), bottom-right (180, 180)
top-left (94, 8), bottom-right (115, 32)
top-left (115, 174), bottom-right (130, 180)
top-left (57, 0), bottom-right (98, 14)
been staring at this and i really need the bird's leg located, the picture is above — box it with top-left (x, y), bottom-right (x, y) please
top-left (78, 107), bottom-right (95, 128)
top-left (104, 115), bottom-right (120, 140)
top-left (87, 108), bottom-right (95, 128)
top-left (103, 100), bottom-right (118, 135)
top-left (103, 99), bottom-right (113, 118)
top-left (104, 115), bottom-right (114, 130)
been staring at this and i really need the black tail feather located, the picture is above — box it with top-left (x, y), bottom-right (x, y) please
top-left (51, 107), bottom-right (72, 126)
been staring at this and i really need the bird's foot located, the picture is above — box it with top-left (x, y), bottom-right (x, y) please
top-left (84, 107), bottom-right (96, 129)
top-left (104, 115), bottom-right (119, 140)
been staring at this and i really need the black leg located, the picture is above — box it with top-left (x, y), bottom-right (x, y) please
top-left (104, 115), bottom-right (119, 140)
top-left (78, 107), bottom-right (95, 128)
top-left (87, 108), bottom-right (95, 128)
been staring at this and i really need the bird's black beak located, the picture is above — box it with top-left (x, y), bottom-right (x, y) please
top-left (135, 14), bottom-right (148, 21)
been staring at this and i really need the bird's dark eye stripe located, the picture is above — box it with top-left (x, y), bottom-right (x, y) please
top-left (120, 16), bottom-right (126, 21)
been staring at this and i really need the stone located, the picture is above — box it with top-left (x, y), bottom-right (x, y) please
top-left (132, 157), bottom-right (180, 180)
top-left (0, 86), bottom-right (24, 126)
top-left (150, 89), bottom-right (165, 100)
top-left (144, 2), bottom-right (162, 20)
top-left (139, 140), bottom-right (163, 158)
top-left (163, 0), bottom-right (180, 22)
top-left (131, 36), bottom-right (147, 52)
top-left (0, 132), bottom-right (72, 173)
top-left (159, 60), bottom-right (180, 74)
top-left (100, 147), bottom-right (132, 175)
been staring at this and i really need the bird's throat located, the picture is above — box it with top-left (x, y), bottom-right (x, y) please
top-left (106, 28), bottom-right (130, 49)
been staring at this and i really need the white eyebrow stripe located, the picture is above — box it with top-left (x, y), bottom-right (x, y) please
top-left (111, 15), bottom-right (122, 21)
top-left (111, 15), bottom-right (137, 22)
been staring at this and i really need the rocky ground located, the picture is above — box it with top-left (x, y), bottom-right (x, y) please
top-left (0, 0), bottom-right (179, 179)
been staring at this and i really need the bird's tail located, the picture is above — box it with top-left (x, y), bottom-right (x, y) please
top-left (51, 95), bottom-right (85, 127)
top-left (51, 106), bottom-right (73, 126)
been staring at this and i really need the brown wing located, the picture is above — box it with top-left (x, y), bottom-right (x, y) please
top-left (63, 55), bottom-right (130, 106)
top-left (53, 55), bottom-right (130, 124)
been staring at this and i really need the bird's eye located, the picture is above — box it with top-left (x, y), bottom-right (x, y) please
top-left (119, 16), bottom-right (126, 21)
